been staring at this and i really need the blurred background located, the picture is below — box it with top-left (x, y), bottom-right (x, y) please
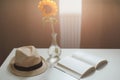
top-left (0, 0), bottom-right (120, 66)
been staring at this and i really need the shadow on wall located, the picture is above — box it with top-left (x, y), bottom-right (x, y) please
top-left (0, 0), bottom-right (60, 66)
top-left (80, 0), bottom-right (120, 48)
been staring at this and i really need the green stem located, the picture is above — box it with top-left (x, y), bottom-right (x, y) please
top-left (51, 20), bottom-right (55, 34)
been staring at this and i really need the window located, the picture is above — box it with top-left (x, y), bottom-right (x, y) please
top-left (59, 0), bottom-right (82, 48)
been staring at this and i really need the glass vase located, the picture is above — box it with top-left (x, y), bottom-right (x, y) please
top-left (47, 33), bottom-right (61, 65)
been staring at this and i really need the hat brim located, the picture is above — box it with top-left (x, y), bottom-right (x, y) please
top-left (9, 56), bottom-right (48, 77)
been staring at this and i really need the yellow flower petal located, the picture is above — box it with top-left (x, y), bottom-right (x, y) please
top-left (38, 0), bottom-right (58, 17)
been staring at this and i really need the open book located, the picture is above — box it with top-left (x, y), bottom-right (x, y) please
top-left (55, 52), bottom-right (108, 79)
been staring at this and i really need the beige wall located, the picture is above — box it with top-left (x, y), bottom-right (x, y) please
top-left (81, 0), bottom-right (120, 48)
top-left (0, 0), bottom-right (60, 65)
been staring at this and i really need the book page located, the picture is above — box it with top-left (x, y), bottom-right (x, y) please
top-left (56, 56), bottom-right (95, 78)
top-left (55, 64), bottom-right (80, 79)
top-left (72, 52), bottom-right (108, 69)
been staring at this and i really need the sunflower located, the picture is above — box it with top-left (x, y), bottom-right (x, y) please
top-left (38, 0), bottom-right (58, 17)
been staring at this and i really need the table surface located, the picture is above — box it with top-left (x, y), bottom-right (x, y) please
top-left (0, 48), bottom-right (120, 80)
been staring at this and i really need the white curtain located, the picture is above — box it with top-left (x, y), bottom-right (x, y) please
top-left (59, 0), bottom-right (82, 48)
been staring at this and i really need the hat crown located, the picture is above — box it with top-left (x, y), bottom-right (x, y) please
top-left (15, 46), bottom-right (41, 67)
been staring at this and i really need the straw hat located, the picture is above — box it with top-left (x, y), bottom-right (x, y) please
top-left (9, 46), bottom-right (48, 77)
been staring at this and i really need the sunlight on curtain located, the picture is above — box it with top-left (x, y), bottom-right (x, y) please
top-left (59, 0), bottom-right (82, 48)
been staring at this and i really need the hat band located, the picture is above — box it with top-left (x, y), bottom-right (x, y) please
top-left (14, 61), bottom-right (43, 71)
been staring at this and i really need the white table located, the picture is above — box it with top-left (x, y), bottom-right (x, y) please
top-left (0, 48), bottom-right (120, 80)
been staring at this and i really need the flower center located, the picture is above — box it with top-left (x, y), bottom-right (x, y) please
top-left (44, 5), bottom-right (52, 14)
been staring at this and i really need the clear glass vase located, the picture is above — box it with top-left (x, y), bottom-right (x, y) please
top-left (47, 33), bottom-right (61, 65)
